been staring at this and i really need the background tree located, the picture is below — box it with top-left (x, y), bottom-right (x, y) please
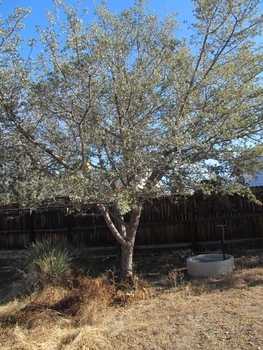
top-left (1, 0), bottom-right (263, 279)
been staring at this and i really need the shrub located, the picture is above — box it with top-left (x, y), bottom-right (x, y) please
top-left (13, 240), bottom-right (75, 295)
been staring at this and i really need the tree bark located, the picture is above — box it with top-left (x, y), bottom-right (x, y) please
top-left (121, 240), bottom-right (135, 281)
top-left (99, 201), bottom-right (144, 280)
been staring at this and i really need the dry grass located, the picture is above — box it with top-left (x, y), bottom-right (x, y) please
top-left (0, 251), bottom-right (263, 349)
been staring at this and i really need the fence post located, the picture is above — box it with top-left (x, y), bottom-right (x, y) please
top-left (190, 198), bottom-right (197, 253)
top-left (29, 210), bottom-right (35, 244)
top-left (65, 210), bottom-right (72, 244)
top-left (216, 224), bottom-right (226, 260)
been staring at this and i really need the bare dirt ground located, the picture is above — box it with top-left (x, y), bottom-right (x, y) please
top-left (0, 250), bottom-right (263, 350)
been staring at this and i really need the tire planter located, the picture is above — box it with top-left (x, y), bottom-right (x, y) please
top-left (187, 254), bottom-right (235, 277)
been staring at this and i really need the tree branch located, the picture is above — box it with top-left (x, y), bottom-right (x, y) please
top-left (5, 106), bottom-right (72, 171)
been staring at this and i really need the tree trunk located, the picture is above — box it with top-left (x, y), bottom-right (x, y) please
top-left (121, 240), bottom-right (135, 281)
top-left (99, 202), bottom-right (143, 281)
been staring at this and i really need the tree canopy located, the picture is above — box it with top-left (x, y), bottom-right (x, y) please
top-left (1, 0), bottom-right (263, 278)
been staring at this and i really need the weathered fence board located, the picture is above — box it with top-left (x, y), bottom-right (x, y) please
top-left (0, 191), bottom-right (263, 252)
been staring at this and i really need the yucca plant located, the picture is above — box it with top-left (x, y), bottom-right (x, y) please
top-left (13, 240), bottom-right (75, 295)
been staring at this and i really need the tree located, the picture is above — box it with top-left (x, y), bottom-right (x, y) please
top-left (1, 0), bottom-right (263, 279)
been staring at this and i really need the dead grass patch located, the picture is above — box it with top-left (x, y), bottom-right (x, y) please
top-left (0, 251), bottom-right (263, 349)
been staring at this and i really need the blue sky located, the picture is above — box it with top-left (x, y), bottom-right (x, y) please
top-left (1, 0), bottom-right (195, 55)
top-left (1, 0), bottom-right (195, 20)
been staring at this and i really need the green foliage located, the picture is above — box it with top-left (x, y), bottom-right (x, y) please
top-left (1, 0), bottom-right (263, 208)
top-left (1, 0), bottom-right (263, 278)
top-left (13, 240), bottom-right (75, 294)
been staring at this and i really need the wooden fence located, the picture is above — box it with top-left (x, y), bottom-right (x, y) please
top-left (0, 190), bottom-right (263, 254)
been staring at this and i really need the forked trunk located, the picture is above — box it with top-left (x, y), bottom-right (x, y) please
top-left (99, 202), bottom-right (143, 281)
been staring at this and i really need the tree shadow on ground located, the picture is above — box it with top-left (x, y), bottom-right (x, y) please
top-left (124, 250), bottom-right (263, 293)
top-left (183, 253), bottom-right (263, 295)
top-left (85, 250), bottom-right (263, 292)
top-left (0, 250), bottom-right (263, 304)
top-left (0, 260), bottom-right (17, 304)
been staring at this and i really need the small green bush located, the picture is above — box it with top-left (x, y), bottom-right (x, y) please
top-left (13, 240), bottom-right (75, 295)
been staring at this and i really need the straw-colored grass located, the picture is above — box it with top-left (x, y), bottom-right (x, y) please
top-left (1, 251), bottom-right (263, 349)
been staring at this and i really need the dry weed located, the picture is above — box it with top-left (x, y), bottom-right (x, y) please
top-left (0, 251), bottom-right (263, 349)
top-left (0, 299), bottom-right (28, 323)
top-left (30, 285), bottom-right (69, 306)
top-left (167, 268), bottom-right (185, 287)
